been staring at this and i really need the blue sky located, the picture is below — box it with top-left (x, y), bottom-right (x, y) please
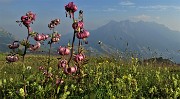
top-left (0, 0), bottom-right (180, 38)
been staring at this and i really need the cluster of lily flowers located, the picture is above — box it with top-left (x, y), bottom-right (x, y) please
top-left (48, 19), bottom-right (60, 30)
top-left (72, 21), bottom-right (90, 39)
top-left (6, 2), bottom-right (90, 85)
top-left (6, 11), bottom-right (36, 62)
top-left (55, 2), bottom-right (90, 75)
top-left (16, 11), bottom-right (36, 32)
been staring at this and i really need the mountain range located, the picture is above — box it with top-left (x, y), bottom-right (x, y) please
top-left (1, 20), bottom-right (180, 63)
top-left (59, 20), bottom-right (180, 63)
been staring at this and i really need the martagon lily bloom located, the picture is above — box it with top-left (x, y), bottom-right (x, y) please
top-left (48, 19), bottom-right (60, 30)
top-left (20, 11), bottom-right (36, 28)
top-left (74, 53), bottom-right (85, 63)
top-left (76, 30), bottom-right (90, 39)
top-left (64, 65), bottom-right (77, 74)
top-left (51, 32), bottom-right (61, 43)
top-left (58, 59), bottom-right (67, 69)
top-left (65, 2), bottom-right (78, 18)
top-left (8, 41), bottom-right (19, 49)
top-left (6, 55), bottom-right (19, 62)
top-left (29, 42), bottom-right (41, 51)
top-left (58, 46), bottom-right (70, 55)
top-left (72, 21), bottom-right (84, 32)
top-left (26, 11), bottom-right (36, 21)
top-left (34, 33), bottom-right (49, 41)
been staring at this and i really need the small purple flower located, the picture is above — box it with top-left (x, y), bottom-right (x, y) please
top-left (76, 30), bottom-right (90, 39)
top-left (8, 41), bottom-right (19, 49)
top-left (19, 11), bottom-right (36, 28)
top-left (58, 59), bottom-right (67, 69)
top-left (78, 21), bottom-right (84, 29)
top-left (48, 19), bottom-right (60, 30)
top-left (34, 34), bottom-right (43, 41)
top-left (34, 33), bottom-right (49, 41)
top-left (56, 78), bottom-right (64, 86)
top-left (51, 33), bottom-right (61, 43)
top-left (38, 66), bottom-right (45, 71)
top-left (26, 11), bottom-right (36, 21)
top-left (58, 46), bottom-right (70, 55)
top-left (72, 21), bottom-right (84, 31)
top-left (43, 70), bottom-right (53, 78)
top-left (64, 65), bottom-right (77, 74)
top-left (65, 2), bottom-right (78, 18)
top-left (6, 55), bottom-right (18, 62)
top-left (29, 42), bottom-right (41, 51)
top-left (74, 53), bottom-right (85, 63)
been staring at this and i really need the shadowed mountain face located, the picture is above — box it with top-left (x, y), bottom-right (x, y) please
top-left (0, 27), bottom-right (15, 52)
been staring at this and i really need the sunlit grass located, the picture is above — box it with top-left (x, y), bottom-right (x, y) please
top-left (0, 53), bottom-right (180, 98)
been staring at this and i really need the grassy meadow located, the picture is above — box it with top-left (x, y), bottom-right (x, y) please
top-left (0, 53), bottom-right (180, 99)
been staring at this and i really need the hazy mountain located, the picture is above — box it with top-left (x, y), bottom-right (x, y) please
top-left (59, 20), bottom-right (180, 63)
top-left (88, 20), bottom-right (180, 62)
top-left (0, 27), bottom-right (16, 52)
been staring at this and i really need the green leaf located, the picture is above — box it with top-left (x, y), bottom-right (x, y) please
top-left (57, 86), bottom-right (60, 94)
top-left (17, 49), bottom-right (23, 56)
top-left (0, 79), bottom-right (2, 87)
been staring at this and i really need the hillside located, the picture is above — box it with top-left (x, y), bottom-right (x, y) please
top-left (0, 27), bottom-right (15, 52)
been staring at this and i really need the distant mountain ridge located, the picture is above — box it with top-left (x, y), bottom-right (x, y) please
top-left (87, 20), bottom-right (180, 62)
top-left (59, 20), bottom-right (180, 63)
top-left (0, 27), bottom-right (15, 52)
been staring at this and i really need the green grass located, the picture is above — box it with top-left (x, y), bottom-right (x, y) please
top-left (0, 53), bottom-right (180, 99)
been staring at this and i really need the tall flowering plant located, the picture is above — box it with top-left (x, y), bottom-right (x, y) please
top-left (57, 2), bottom-right (90, 79)
top-left (5, 2), bottom-right (90, 97)
top-left (6, 11), bottom-right (38, 63)
top-left (6, 11), bottom-right (38, 98)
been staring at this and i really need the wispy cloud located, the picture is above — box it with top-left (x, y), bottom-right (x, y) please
top-left (139, 5), bottom-right (180, 11)
top-left (132, 14), bottom-right (151, 21)
top-left (119, 1), bottom-right (135, 6)
top-left (103, 8), bottom-right (126, 12)
top-left (103, 8), bottom-right (116, 12)
top-left (155, 16), bottom-right (160, 20)
top-left (132, 14), bottom-right (160, 21)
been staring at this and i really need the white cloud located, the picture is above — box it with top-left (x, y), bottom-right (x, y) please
top-left (131, 14), bottom-right (161, 22)
top-left (132, 14), bottom-right (152, 21)
top-left (139, 5), bottom-right (180, 11)
top-left (103, 8), bottom-right (126, 12)
top-left (119, 1), bottom-right (135, 6)
top-left (103, 8), bottom-right (116, 12)
top-left (172, 6), bottom-right (180, 10)
top-left (155, 16), bottom-right (160, 20)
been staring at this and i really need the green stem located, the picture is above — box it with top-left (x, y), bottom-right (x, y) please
top-left (78, 39), bottom-right (81, 53)
top-left (22, 26), bottom-right (31, 99)
top-left (68, 31), bottom-right (76, 65)
top-left (22, 27), bottom-right (30, 62)
top-left (48, 43), bottom-right (52, 67)
top-left (47, 28), bottom-right (54, 73)
top-left (68, 18), bottom-right (76, 65)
